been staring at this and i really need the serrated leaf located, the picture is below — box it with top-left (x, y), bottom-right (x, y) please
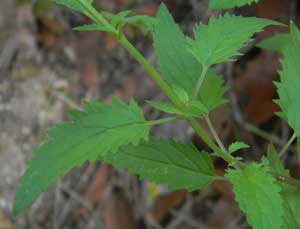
top-left (275, 24), bottom-right (300, 135)
top-left (287, 101), bottom-right (300, 135)
top-left (187, 14), bottom-right (282, 66)
top-left (257, 33), bottom-right (290, 53)
top-left (172, 85), bottom-right (189, 103)
top-left (280, 184), bottom-right (300, 229)
top-left (14, 98), bottom-right (149, 215)
top-left (73, 24), bottom-right (116, 33)
top-left (154, 3), bottom-right (201, 92)
top-left (226, 163), bottom-right (284, 229)
top-left (147, 100), bottom-right (207, 117)
top-left (153, 4), bottom-right (228, 111)
top-left (209, 0), bottom-right (260, 9)
top-left (261, 144), bottom-right (290, 176)
top-left (198, 71), bottom-right (229, 111)
top-left (147, 101), bottom-right (180, 114)
top-left (103, 139), bottom-right (215, 191)
top-left (54, 0), bottom-right (93, 13)
top-left (228, 141), bottom-right (249, 154)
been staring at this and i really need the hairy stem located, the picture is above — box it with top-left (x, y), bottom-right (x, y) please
top-left (279, 132), bottom-right (297, 158)
top-left (192, 65), bottom-right (209, 99)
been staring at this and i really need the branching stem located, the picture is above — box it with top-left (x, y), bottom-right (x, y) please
top-left (76, 2), bottom-right (300, 187)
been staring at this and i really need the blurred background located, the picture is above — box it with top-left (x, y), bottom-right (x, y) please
top-left (0, 0), bottom-right (300, 228)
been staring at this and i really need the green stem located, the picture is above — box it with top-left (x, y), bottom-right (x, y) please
top-left (187, 117), bottom-right (220, 152)
top-left (192, 65), bottom-right (209, 99)
top-left (78, 0), bottom-right (116, 32)
top-left (117, 34), bottom-right (244, 168)
top-left (204, 115), bottom-right (227, 153)
top-left (278, 132), bottom-right (297, 158)
top-left (147, 116), bottom-right (180, 126)
top-left (187, 117), bottom-right (244, 168)
top-left (118, 35), bottom-right (181, 107)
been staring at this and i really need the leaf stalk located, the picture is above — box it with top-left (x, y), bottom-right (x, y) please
top-left (278, 132), bottom-right (297, 158)
top-left (192, 65), bottom-right (209, 99)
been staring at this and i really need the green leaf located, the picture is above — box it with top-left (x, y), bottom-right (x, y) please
top-left (153, 4), bottom-right (228, 111)
top-left (209, 0), bottom-right (260, 9)
top-left (102, 10), bottom-right (155, 35)
top-left (275, 24), bottom-right (300, 135)
top-left (198, 71), bottom-right (229, 111)
top-left (125, 15), bottom-right (155, 35)
top-left (73, 24), bottom-right (116, 33)
top-left (54, 0), bottom-right (93, 13)
top-left (14, 98), bottom-right (149, 215)
top-left (187, 14), bottom-right (282, 66)
top-left (280, 184), bottom-right (300, 229)
top-left (262, 144), bottom-right (290, 176)
top-left (257, 33), bottom-right (290, 53)
top-left (172, 85), bottom-right (189, 103)
top-left (226, 163), bottom-right (284, 229)
top-left (228, 141), bottom-right (250, 154)
top-left (106, 10), bottom-right (132, 26)
top-left (154, 3), bottom-right (202, 92)
top-left (103, 139), bottom-right (215, 191)
top-left (287, 101), bottom-right (300, 135)
top-left (147, 100), bottom-right (207, 117)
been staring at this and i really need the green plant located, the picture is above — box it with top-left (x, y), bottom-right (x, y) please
top-left (14, 0), bottom-right (300, 228)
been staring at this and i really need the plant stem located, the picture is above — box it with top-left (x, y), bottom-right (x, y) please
top-left (147, 116), bottom-right (180, 126)
top-left (78, 0), bottom-right (114, 31)
top-left (278, 132), bottom-right (297, 158)
top-left (192, 65), bottom-right (209, 99)
top-left (117, 35), bottom-right (245, 167)
top-left (187, 117), bottom-right (244, 168)
top-left (118, 36), bottom-right (181, 107)
top-left (204, 115), bottom-right (227, 153)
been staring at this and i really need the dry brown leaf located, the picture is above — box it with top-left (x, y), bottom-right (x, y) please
top-left (103, 189), bottom-right (137, 229)
top-left (149, 190), bottom-right (187, 223)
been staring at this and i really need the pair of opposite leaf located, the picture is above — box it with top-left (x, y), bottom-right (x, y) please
top-left (14, 2), bottom-right (300, 229)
